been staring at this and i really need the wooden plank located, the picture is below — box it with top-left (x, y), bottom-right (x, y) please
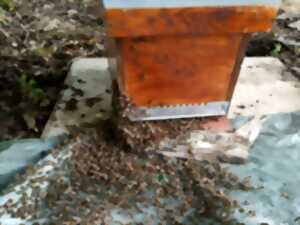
top-left (104, 6), bottom-right (278, 37)
top-left (226, 34), bottom-right (250, 100)
top-left (117, 34), bottom-right (243, 107)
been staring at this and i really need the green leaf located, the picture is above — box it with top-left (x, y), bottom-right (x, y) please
top-left (155, 172), bottom-right (168, 183)
top-left (0, 0), bottom-right (15, 11)
top-left (33, 47), bottom-right (54, 58)
top-left (18, 73), bottom-right (27, 85)
top-left (0, 8), bottom-right (7, 23)
top-left (271, 43), bottom-right (282, 57)
top-left (17, 74), bottom-right (48, 105)
top-left (31, 88), bottom-right (46, 103)
top-left (29, 79), bottom-right (37, 88)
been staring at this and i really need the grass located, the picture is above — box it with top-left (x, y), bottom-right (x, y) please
top-left (0, 0), bottom-right (15, 11)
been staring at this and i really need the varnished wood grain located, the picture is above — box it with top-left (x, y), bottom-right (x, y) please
top-left (117, 35), bottom-right (244, 107)
top-left (104, 6), bottom-right (278, 37)
top-left (103, 4), bottom-right (279, 110)
top-left (227, 34), bottom-right (250, 100)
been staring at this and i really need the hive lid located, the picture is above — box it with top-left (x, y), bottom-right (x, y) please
top-left (101, 0), bottom-right (280, 37)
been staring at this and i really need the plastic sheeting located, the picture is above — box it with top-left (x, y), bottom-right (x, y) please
top-left (0, 136), bottom-right (63, 191)
top-left (1, 112), bottom-right (300, 224)
top-left (103, 112), bottom-right (300, 224)
top-left (231, 112), bottom-right (300, 225)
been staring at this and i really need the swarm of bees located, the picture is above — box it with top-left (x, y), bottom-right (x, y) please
top-left (112, 94), bottom-right (210, 151)
top-left (5, 128), bottom-right (252, 224)
top-left (0, 92), bottom-right (253, 224)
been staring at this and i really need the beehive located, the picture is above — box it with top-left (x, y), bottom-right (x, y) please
top-left (101, 0), bottom-right (279, 120)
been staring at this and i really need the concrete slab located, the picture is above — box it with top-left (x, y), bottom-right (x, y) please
top-left (42, 57), bottom-right (300, 163)
top-left (229, 57), bottom-right (300, 118)
top-left (42, 58), bottom-right (112, 138)
top-left (281, 0), bottom-right (300, 12)
top-left (44, 57), bottom-right (299, 136)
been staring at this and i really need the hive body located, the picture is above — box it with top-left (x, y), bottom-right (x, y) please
top-left (102, 0), bottom-right (279, 120)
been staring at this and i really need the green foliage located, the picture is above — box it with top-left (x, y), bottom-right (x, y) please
top-left (271, 43), bottom-right (282, 57)
top-left (0, 0), bottom-right (15, 11)
top-left (155, 172), bottom-right (169, 184)
top-left (33, 47), bottom-right (54, 58)
top-left (17, 73), bottom-right (48, 106)
top-left (17, 74), bottom-right (50, 131)
top-left (0, 8), bottom-right (6, 23)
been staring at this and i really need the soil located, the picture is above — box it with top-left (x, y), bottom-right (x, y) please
top-left (0, 2), bottom-right (299, 140)
top-left (247, 10), bottom-right (300, 79)
top-left (0, 0), bottom-right (104, 140)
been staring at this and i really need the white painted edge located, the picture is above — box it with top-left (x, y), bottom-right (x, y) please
top-left (103, 0), bottom-right (280, 9)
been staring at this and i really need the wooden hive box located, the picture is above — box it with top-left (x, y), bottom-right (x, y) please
top-left (101, 0), bottom-right (280, 120)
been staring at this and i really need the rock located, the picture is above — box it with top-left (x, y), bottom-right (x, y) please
top-left (277, 36), bottom-right (300, 46)
top-left (67, 9), bottom-right (78, 17)
top-left (289, 20), bottom-right (300, 31)
top-left (200, 116), bottom-right (234, 132)
top-left (160, 130), bottom-right (250, 164)
top-left (281, 0), bottom-right (300, 12)
top-left (277, 12), bottom-right (300, 20)
top-left (219, 148), bottom-right (249, 164)
top-left (43, 18), bottom-right (61, 31)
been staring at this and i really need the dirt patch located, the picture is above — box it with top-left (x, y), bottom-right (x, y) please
top-left (0, 0), bottom-right (104, 139)
top-left (0, 1), bottom-right (299, 140)
top-left (247, 10), bottom-right (300, 79)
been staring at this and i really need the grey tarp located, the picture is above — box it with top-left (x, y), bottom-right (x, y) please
top-left (0, 136), bottom-right (63, 191)
top-left (1, 113), bottom-right (300, 224)
top-left (230, 112), bottom-right (300, 225)
top-left (103, 112), bottom-right (300, 224)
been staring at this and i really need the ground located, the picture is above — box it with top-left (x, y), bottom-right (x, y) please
top-left (0, 0), bottom-right (299, 140)
top-left (0, 0), bottom-right (104, 139)
top-left (0, 1), bottom-right (299, 224)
